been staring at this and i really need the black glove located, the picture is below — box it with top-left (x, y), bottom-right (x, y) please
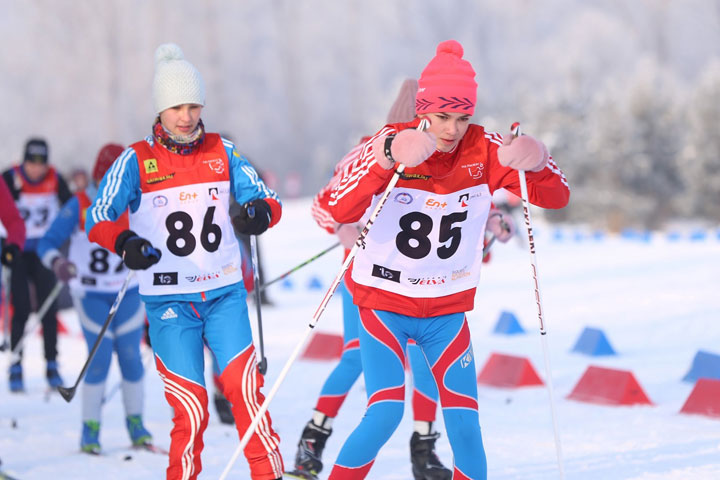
top-left (115, 230), bottom-right (162, 270)
top-left (231, 199), bottom-right (272, 235)
top-left (1, 244), bottom-right (21, 267)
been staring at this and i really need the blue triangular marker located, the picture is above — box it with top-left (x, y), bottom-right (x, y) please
top-left (571, 327), bottom-right (617, 356)
top-left (307, 276), bottom-right (323, 290)
top-left (493, 311), bottom-right (525, 335)
top-left (682, 350), bottom-right (720, 383)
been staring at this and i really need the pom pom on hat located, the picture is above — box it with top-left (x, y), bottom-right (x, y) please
top-left (93, 143), bottom-right (124, 182)
top-left (386, 79), bottom-right (419, 124)
top-left (152, 43), bottom-right (205, 114)
top-left (416, 39), bottom-right (477, 115)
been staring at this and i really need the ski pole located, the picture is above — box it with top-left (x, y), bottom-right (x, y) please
top-left (259, 241), bottom-right (341, 292)
top-left (249, 231), bottom-right (267, 375)
top-left (9, 280), bottom-right (64, 363)
top-left (511, 122), bottom-right (565, 479)
top-left (218, 118), bottom-right (430, 480)
top-left (58, 271), bottom-right (134, 402)
top-left (0, 266), bottom-right (10, 351)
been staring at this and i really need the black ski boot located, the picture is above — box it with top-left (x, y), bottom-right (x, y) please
top-left (410, 431), bottom-right (453, 480)
top-left (287, 421), bottom-right (332, 479)
top-left (213, 391), bottom-right (235, 425)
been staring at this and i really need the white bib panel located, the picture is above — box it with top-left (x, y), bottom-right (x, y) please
top-left (130, 180), bottom-right (243, 295)
top-left (352, 185), bottom-right (492, 298)
top-left (68, 228), bottom-right (137, 293)
top-left (17, 192), bottom-right (59, 239)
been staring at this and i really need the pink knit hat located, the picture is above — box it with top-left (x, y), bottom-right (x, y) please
top-left (416, 40), bottom-right (477, 115)
top-left (386, 79), bottom-right (418, 123)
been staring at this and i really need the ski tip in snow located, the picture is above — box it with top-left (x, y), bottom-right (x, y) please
top-left (133, 443), bottom-right (169, 456)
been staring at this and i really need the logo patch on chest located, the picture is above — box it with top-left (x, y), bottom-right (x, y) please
top-left (203, 158), bottom-right (225, 174)
top-left (399, 172), bottom-right (431, 181)
top-left (394, 193), bottom-right (413, 205)
top-left (146, 173), bottom-right (175, 185)
top-left (460, 162), bottom-right (484, 180)
top-left (152, 195), bottom-right (168, 207)
top-left (144, 159), bottom-right (159, 174)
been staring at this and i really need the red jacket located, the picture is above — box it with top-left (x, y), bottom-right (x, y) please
top-left (328, 118), bottom-right (569, 317)
top-left (0, 178), bottom-right (26, 249)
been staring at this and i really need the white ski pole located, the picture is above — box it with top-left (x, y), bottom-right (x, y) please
top-left (511, 122), bottom-right (565, 479)
top-left (0, 266), bottom-right (11, 351)
top-left (218, 119), bottom-right (430, 480)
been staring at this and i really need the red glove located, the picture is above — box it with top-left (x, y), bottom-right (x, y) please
top-left (497, 134), bottom-right (548, 172)
top-left (372, 129), bottom-right (436, 170)
top-left (486, 209), bottom-right (515, 243)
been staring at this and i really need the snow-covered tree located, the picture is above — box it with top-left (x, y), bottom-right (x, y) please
top-left (677, 59), bottom-right (720, 221)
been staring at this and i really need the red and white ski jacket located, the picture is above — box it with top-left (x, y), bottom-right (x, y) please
top-left (328, 118), bottom-right (569, 318)
top-left (311, 140), bottom-right (368, 235)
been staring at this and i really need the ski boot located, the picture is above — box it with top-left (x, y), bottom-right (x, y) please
top-left (410, 431), bottom-right (453, 480)
top-left (213, 390), bottom-right (235, 425)
top-left (9, 363), bottom-right (23, 393)
top-left (126, 414), bottom-right (153, 447)
top-left (81, 420), bottom-right (101, 455)
top-left (46, 361), bottom-right (64, 388)
top-left (286, 421), bottom-right (332, 479)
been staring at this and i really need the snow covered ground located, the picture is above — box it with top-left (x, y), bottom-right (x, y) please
top-left (1, 198), bottom-right (719, 479)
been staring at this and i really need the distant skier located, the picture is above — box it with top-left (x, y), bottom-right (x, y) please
top-left (325, 40), bottom-right (569, 479)
top-left (37, 143), bottom-right (153, 454)
top-left (2, 137), bottom-right (72, 392)
top-left (85, 44), bottom-right (284, 479)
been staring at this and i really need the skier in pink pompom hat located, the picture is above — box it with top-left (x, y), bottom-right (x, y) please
top-left (324, 40), bottom-right (570, 480)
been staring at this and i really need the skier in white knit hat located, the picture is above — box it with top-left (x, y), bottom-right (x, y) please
top-left (86, 43), bottom-right (285, 480)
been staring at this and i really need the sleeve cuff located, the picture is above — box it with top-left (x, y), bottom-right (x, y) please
top-left (265, 198), bottom-right (282, 228)
top-left (41, 249), bottom-right (61, 270)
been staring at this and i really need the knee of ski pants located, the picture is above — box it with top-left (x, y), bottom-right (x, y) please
top-left (365, 401), bottom-right (405, 440)
top-left (84, 338), bottom-right (113, 384)
top-left (444, 410), bottom-right (485, 449)
top-left (115, 337), bottom-right (144, 382)
top-left (336, 347), bottom-right (362, 376)
top-left (218, 345), bottom-right (263, 402)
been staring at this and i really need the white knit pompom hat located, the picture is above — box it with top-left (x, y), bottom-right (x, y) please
top-left (152, 43), bottom-right (205, 114)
